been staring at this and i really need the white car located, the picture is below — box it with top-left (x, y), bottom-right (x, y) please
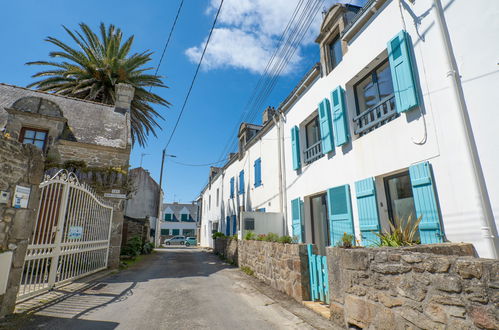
top-left (163, 235), bottom-right (186, 245)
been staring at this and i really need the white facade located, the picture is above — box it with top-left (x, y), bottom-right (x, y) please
top-left (200, 0), bottom-right (499, 258)
top-left (160, 202), bottom-right (198, 238)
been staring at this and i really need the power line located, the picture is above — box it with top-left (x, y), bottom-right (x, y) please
top-left (149, 0), bottom-right (185, 93)
top-left (171, 158), bottom-right (228, 167)
top-left (164, 0), bottom-right (224, 150)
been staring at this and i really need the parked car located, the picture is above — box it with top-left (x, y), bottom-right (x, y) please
top-left (164, 236), bottom-right (186, 245)
top-left (185, 237), bottom-right (197, 246)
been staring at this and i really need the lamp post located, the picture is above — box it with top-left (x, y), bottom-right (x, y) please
top-left (155, 149), bottom-right (176, 247)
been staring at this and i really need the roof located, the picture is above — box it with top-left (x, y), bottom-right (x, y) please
top-left (162, 202), bottom-right (198, 221)
top-left (0, 83), bottom-right (128, 149)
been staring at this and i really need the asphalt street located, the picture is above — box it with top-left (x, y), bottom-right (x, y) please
top-left (2, 247), bottom-right (333, 330)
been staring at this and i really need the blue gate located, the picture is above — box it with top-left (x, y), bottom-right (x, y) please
top-left (307, 245), bottom-right (329, 304)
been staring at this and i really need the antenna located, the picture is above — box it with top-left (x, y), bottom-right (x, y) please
top-left (140, 153), bottom-right (150, 167)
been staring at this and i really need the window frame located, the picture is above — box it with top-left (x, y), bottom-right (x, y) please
top-left (19, 127), bottom-right (48, 150)
top-left (304, 115), bottom-right (321, 149)
top-left (353, 58), bottom-right (394, 116)
top-left (329, 35), bottom-right (343, 70)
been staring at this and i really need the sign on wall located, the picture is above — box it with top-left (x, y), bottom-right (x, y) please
top-left (13, 186), bottom-right (31, 209)
top-left (68, 226), bottom-right (84, 239)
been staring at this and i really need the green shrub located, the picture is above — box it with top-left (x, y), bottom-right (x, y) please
top-left (142, 242), bottom-right (154, 254)
top-left (212, 232), bottom-right (226, 240)
top-left (375, 215), bottom-right (422, 247)
top-left (263, 232), bottom-right (279, 242)
top-left (338, 232), bottom-right (354, 248)
top-left (256, 234), bottom-right (266, 241)
top-left (121, 236), bottom-right (142, 257)
top-left (229, 234), bottom-right (238, 240)
top-left (244, 231), bottom-right (256, 240)
top-left (241, 266), bottom-right (254, 276)
top-left (277, 235), bottom-right (293, 244)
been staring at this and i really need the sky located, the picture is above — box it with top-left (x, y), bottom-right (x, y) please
top-left (0, 0), bottom-right (365, 203)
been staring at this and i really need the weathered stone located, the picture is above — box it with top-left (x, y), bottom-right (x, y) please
top-left (464, 284), bottom-right (489, 304)
top-left (346, 285), bottom-right (367, 296)
top-left (424, 302), bottom-right (448, 324)
top-left (434, 275), bottom-right (462, 293)
top-left (398, 276), bottom-right (427, 301)
top-left (372, 263), bottom-right (411, 275)
top-left (469, 305), bottom-right (497, 329)
top-left (329, 302), bottom-right (345, 327)
top-left (344, 295), bottom-right (378, 328)
top-left (455, 259), bottom-right (483, 279)
top-left (399, 307), bottom-right (444, 330)
top-left (377, 291), bottom-right (404, 307)
top-left (401, 254), bottom-right (423, 264)
top-left (425, 257), bottom-right (451, 273)
top-left (429, 295), bottom-right (465, 307)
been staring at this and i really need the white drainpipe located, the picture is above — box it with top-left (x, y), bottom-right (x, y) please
top-left (433, 0), bottom-right (498, 258)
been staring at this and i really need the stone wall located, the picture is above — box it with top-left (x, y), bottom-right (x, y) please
top-left (238, 240), bottom-right (310, 302)
top-left (0, 137), bottom-right (44, 318)
top-left (327, 244), bottom-right (498, 329)
top-left (122, 217), bottom-right (150, 246)
top-left (214, 238), bottom-right (238, 265)
top-left (57, 141), bottom-right (130, 168)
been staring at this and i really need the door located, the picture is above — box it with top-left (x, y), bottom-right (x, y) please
top-left (384, 171), bottom-right (418, 238)
top-left (309, 194), bottom-right (329, 255)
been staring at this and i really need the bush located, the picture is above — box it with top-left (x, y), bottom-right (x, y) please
top-left (244, 231), bottom-right (256, 240)
top-left (241, 266), bottom-right (254, 276)
top-left (230, 234), bottom-right (238, 240)
top-left (142, 242), bottom-right (154, 254)
top-left (277, 235), bottom-right (293, 244)
top-left (121, 236), bottom-right (142, 257)
top-left (263, 232), bottom-right (279, 242)
top-left (338, 232), bottom-right (354, 248)
top-left (375, 215), bottom-right (422, 247)
top-left (212, 232), bottom-right (226, 240)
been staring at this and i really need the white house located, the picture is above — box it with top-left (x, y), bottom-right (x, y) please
top-left (161, 202), bottom-right (199, 239)
top-left (199, 0), bottom-right (499, 259)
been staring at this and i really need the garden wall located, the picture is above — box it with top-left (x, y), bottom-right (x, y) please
top-left (327, 243), bottom-right (498, 329)
top-left (238, 240), bottom-right (310, 302)
top-left (214, 238), bottom-right (238, 265)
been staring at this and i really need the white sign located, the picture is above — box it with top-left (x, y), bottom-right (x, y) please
top-left (104, 193), bottom-right (127, 199)
top-left (13, 186), bottom-right (31, 209)
top-left (68, 226), bottom-right (83, 239)
top-left (111, 189), bottom-right (121, 194)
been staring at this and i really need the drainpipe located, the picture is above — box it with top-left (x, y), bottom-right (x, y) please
top-left (274, 110), bottom-right (289, 236)
top-left (433, 0), bottom-right (498, 258)
top-left (272, 115), bottom-right (284, 216)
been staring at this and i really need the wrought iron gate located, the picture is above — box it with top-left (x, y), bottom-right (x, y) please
top-left (18, 170), bottom-right (113, 300)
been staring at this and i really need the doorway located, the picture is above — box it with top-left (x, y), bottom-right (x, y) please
top-left (309, 193), bottom-right (329, 255)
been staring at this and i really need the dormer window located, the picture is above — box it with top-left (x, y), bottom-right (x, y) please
top-left (20, 128), bottom-right (48, 150)
top-left (181, 213), bottom-right (189, 221)
top-left (329, 35), bottom-right (343, 70)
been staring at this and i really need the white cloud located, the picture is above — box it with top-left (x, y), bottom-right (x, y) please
top-left (185, 0), bottom-right (366, 74)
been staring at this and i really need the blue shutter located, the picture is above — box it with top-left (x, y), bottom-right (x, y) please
top-left (230, 177), bottom-right (234, 198)
top-left (387, 30), bottom-right (418, 113)
top-left (232, 215), bottom-right (237, 235)
top-left (327, 184), bottom-right (354, 246)
top-left (291, 126), bottom-right (301, 170)
top-left (331, 86), bottom-right (349, 146)
top-left (409, 162), bottom-right (443, 244)
top-left (254, 158), bottom-right (262, 187)
top-left (239, 170), bottom-right (245, 194)
top-left (355, 178), bottom-right (381, 246)
top-left (318, 98), bottom-right (334, 154)
top-left (291, 197), bottom-right (303, 243)
top-left (225, 216), bottom-right (230, 236)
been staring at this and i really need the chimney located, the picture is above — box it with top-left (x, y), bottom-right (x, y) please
top-left (115, 83), bottom-right (135, 114)
top-left (262, 106), bottom-right (276, 125)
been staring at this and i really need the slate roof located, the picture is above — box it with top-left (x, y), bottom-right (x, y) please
top-left (162, 202), bottom-right (198, 222)
top-left (0, 83), bottom-right (128, 148)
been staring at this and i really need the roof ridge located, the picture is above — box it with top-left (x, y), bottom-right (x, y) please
top-left (0, 82), bottom-right (115, 108)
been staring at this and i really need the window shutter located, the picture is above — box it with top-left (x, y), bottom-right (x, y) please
top-left (355, 178), bottom-right (381, 246)
top-left (291, 126), bottom-right (301, 170)
top-left (387, 30), bottom-right (418, 113)
top-left (291, 197), bottom-right (304, 243)
top-left (232, 215), bottom-right (237, 235)
top-left (254, 158), bottom-right (262, 187)
top-left (409, 162), bottom-right (443, 244)
top-left (225, 216), bottom-right (231, 236)
top-left (318, 98), bottom-right (334, 154)
top-left (331, 86), bottom-right (349, 146)
top-left (181, 214), bottom-right (188, 221)
top-left (165, 213), bottom-right (172, 221)
top-left (230, 177), bottom-right (234, 198)
top-left (239, 170), bottom-right (245, 194)
top-left (327, 184), bottom-right (354, 246)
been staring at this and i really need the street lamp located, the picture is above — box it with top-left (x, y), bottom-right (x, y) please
top-left (155, 149), bottom-right (176, 247)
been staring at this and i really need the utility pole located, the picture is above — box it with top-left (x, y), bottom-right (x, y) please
top-left (155, 149), bottom-right (176, 247)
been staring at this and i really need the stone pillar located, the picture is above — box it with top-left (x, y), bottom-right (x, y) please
top-left (0, 138), bottom-right (44, 318)
top-left (107, 207), bottom-right (124, 269)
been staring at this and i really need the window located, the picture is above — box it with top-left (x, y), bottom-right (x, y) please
top-left (160, 229), bottom-right (169, 235)
top-left (384, 171), bottom-right (417, 231)
top-left (303, 115), bottom-right (323, 164)
top-left (244, 218), bottom-right (255, 230)
top-left (183, 229), bottom-right (195, 237)
top-left (354, 60), bottom-right (398, 135)
top-left (329, 36), bottom-right (343, 70)
top-left (164, 213), bottom-right (173, 221)
top-left (209, 195), bottom-right (211, 210)
top-left (181, 214), bottom-right (189, 221)
top-left (216, 189), bottom-right (219, 206)
top-left (254, 158), bottom-right (262, 187)
top-left (172, 229), bottom-right (180, 236)
top-left (230, 178), bottom-right (235, 198)
top-left (20, 128), bottom-right (48, 150)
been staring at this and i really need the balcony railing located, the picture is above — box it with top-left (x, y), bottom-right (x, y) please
top-left (353, 95), bottom-right (398, 136)
top-left (304, 140), bottom-right (323, 164)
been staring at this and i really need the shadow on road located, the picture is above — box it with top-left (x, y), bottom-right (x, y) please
top-left (2, 248), bottom-right (232, 330)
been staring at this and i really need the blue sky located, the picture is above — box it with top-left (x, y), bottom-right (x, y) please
top-left (0, 0), bottom-right (364, 203)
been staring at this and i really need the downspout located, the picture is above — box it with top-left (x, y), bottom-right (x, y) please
top-left (272, 114), bottom-right (284, 218)
top-left (433, 0), bottom-right (498, 258)
top-left (278, 110), bottom-right (289, 235)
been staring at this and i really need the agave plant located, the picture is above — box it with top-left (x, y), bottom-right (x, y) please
top-left (27, 23), bottom-right (170, 146)
top-left (374, 215), bottom-right (422, 247)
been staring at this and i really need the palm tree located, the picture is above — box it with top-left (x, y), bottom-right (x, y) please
top-left (27, 23), bottom-right (170, 146)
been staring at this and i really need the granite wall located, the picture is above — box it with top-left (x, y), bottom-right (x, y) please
top-left (214, 238), bottom-right (238, 265)
top-left (327, 244), bottom-right (498, 329)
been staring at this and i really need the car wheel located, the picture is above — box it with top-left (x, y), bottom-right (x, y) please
top-left (166, 242), bottom-right (170, 245)
top-left (185, 242), bottom-right (190, 247)
top-left (181, 241), bottom-right (185, 245)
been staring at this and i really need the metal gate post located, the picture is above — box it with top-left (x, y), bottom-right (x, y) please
top-left (104, 208), bottom-right (114, 267)
top-left (47, 182), bottom-right (70, 289)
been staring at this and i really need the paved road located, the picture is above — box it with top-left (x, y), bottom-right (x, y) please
top-left (4, 248), bottom-right (332, 330)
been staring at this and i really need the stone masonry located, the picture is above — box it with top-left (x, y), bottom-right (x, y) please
top-left (0, 136), bottom-right (44, 318)
top-left (214, 238), bottom-right (238, 265)
top-left (327, 244), bottom-right (499, 329)
top-left (238, 240), bottom-right (310, 302)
